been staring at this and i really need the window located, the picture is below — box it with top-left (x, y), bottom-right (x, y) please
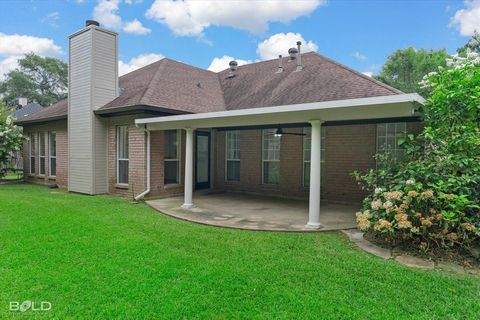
top-left (377, 122), bottom-right (406, 163)
top-left (116, 126), bottom-right (129, 184)
top-left (49, 131), bottom-right (56, 177)
top-left (29, 133), bottom-right (35, 174)
top-left (262, 129), bottom-right (280, 184)
top-left (164, 130), bottom-right (180, 185)
top-left (303, 127), bottom-right (326, 187)
top-left (39, 132), bottom-right (46, 176)
top-left (225, 130), bottom-right (240, 181)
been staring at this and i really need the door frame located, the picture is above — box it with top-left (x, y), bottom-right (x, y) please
top-left (195, 131), bottom-right (211, 190)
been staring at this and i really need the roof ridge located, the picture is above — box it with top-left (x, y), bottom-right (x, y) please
top-left (163, 57), bottom-right (218, 75)
top-left (119, 58), bottom-right (165, 80)
top-left (138, 59), bottom-right (168, 105)
top-left (312, 52), bottom-right (403, 94)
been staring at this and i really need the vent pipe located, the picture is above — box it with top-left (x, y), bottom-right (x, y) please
top-left (288, 47), bottom-right (298, 60)
top-left (276, 55), bottom-right (283, 73)
top-left (296, 41), bottom-right (303, 71)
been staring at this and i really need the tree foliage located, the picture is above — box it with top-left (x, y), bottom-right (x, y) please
top-left (0, 53), bottom-right (67, 109)
top-left (354, 53), bottom-right (480, 250)
top-left (0, 101), bottom-right (23, 177)
top-left (457, 30), bottom-right (480, 56)
top-left (375, 48), bottom-right (450, 97)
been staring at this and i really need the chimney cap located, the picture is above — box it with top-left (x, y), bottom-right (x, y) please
top-left (296, 41), bottom-right (302, 46)
top-left (86, 20), bottom-right (100, 27)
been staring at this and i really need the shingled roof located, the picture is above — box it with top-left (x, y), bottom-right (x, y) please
top-left (17, 52), bottom-right (402, 125)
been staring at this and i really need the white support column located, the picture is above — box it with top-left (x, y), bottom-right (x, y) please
top-left (182, 128), bottom-right (194, 209)
top-left (306, 120), bottom-right (323, 228)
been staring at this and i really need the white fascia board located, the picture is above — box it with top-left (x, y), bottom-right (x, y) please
top-left (136, 93), bottom-right (424, 131)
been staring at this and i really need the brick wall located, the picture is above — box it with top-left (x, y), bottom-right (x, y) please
top-left (213, 122), bottom-right (423, 204)
top-left (22, 120), bottom-right (68, 187)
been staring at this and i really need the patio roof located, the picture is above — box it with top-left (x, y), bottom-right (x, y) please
top-left (135, 93), bottom-right (425, 130)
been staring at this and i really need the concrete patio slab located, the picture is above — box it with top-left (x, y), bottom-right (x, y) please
top-left (146, 192), bottom-right (358, 232)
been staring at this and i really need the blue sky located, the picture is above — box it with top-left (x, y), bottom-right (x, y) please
top-left (0, 0), bottom-right (478, 78)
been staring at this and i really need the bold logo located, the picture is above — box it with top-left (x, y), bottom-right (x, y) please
top-left (9, 300), bottom-right (52, 312)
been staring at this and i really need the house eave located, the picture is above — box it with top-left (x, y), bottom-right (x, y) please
top-left (136, 93), bottom-right (425, 131)
top-left (16, 115), bottom-right (67, 126)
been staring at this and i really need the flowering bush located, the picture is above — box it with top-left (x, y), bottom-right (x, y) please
top-left (356, 179), bottom-right (480, 250)
top-left (354, 51), bottom-right (480, 251)
top-left (0, 106), bottom-right (23, 177)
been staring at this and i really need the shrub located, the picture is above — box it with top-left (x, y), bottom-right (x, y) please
top-left (353, 52), bottom-right (480, 251)
top-left (0, 106), bottom-right (23, 178)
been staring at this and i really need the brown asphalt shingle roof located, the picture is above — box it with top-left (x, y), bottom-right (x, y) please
top-left (18, 52), bottom-right (402, 124)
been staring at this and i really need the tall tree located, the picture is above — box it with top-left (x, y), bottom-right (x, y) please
top-left (457, 30), bottom-right (480, 55)
top-left (0, 53), bottom-right (67, 109)
top-left (375, 48), bottom-right (450, 96)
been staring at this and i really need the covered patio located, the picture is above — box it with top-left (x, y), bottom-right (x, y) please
top-left (136, 94), bottom-right (424, 230)
top-left (147, 192), bottom-right (358, 231)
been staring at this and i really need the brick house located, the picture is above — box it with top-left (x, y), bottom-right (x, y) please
top-left (17, 21), bottom-right (424, 228)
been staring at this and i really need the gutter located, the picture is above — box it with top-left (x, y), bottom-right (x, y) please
top-left (134, 128), bottom-right (151, 201)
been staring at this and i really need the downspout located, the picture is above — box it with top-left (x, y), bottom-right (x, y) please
top-left (134, 127), bottom-right (151, 201)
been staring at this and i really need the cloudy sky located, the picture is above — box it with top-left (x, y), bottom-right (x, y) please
top-left (0, 0), bottom-right (479, 79)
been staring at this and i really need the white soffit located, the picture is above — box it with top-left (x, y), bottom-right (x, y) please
top-left (136, 94), bottom-right (425, 131)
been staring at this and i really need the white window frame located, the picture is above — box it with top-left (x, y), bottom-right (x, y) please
top-left (29, 133), bottom-right (35, 175)
top-left (225, 130), bottom-right (240, 182)
top-left (376, 122), bottom-right (406, 163)
top-left (303, 126), bottom-right (326, 187)
top-left (116, 125), bottom-right (129, 185)
top-left (262, 129), bottom-right (281, 185)
top-left (38, 132), bottom-right (46, 176)
top-left (164, 129), bottom-right (181, 185)
top-left (48, 131), bottom-right (56, 178)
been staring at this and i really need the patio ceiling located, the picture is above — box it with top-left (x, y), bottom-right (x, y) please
top-left (135, 93), bottom-right (425, 130)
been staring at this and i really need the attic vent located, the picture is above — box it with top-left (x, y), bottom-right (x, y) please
top-left (227, 60), bottom-right (238, 78)
top-left (229, 60), bottom-right (238, 71)
top-left (288, 47), bottom-right (298, 60)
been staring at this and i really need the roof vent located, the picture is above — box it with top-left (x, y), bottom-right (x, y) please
top-left (86, 20), bottom-right (100, 27)
top-left (276, 55), bottom-right (283, 73)
top-left (288, 47), bottom-right (298, 60)
top-left (229, 60), bottom-right (238, 71)
top-left (295, 41), bottom-right (303, 71)
top-left (227, 60), bottom-right (238, 78)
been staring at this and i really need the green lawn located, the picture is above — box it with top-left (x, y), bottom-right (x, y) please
top-left (1, 171), bottom-right (23, 180)
top-left (0, 185), bottom-right (478, 319)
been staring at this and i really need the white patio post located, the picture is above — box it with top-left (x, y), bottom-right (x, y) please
top-left (182, 128), bottom-right (194, 209)
top-left (307, 120), bottom-right (323, 228)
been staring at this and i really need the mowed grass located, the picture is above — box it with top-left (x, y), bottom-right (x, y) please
top-left (0, 185), bottom-right (478, 319)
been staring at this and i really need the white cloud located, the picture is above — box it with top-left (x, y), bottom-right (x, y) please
top-left (119, 53), bottom-right (164, 75)
top-left (93, 0), bottom-right (150, 35)
top-left (125, 0), bottom-right (143, 4)
top-left (207, 55), bottom-right (252, 72)
top-left (0, 32), bottom-right (63, 79)
top-left (146, 0), bottom-right (324, 36)
top-left (0, 32), bottom-right (62, 56)
top-left (123, 19), bottom-right (151, 35)
top-left (256, 32), bottom-right (318, 60)
top-left (93, 0), bottom-right (123, 30)
top-left (0, 56), bottom-right (20, 80)
top-left (351, 51), bottom-right (367, 61)
top-left (42, 11), bottom-right (60, 27)
top-left (450, 0), bottom-right (480, 36)
top-left (362, 71), bottom-right (373, 77)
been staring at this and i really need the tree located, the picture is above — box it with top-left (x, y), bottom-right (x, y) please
top-left (457, 30), bottom-right (480, 56)
top-left (354, 52), bottom-right (480, 250)
top-left (0, 53), bottom-right (67, 109)
top-left (0, 101), bottom-right (23, 177)
top-left (375, 48), bottom-right (450, 97)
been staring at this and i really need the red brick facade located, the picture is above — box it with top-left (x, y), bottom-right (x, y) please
top-left (23, 120), bottom-right (68, 187)
top-left (23, 117), bottom-right (422, 204)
